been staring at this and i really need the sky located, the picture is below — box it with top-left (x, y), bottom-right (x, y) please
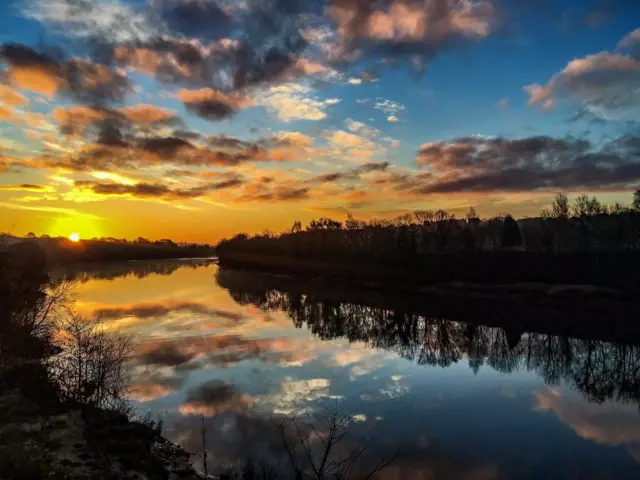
top-left (0, 0), bottom-right (639, 242)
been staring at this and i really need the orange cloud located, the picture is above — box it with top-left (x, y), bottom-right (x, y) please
top-left (5, 65), bottom-right (63, 98)
top-left (0, 85), bottom-right (28, 106)
top-left (119, 104), bottom-right (176, 123)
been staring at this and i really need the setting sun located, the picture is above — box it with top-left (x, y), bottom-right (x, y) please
top-left (69, 233), bottom-right (80, 242)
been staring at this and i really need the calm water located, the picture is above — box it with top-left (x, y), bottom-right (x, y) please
top-left (63, 259), bottom-right (640, 479)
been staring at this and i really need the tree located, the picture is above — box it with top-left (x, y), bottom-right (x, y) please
top-left (466, 206), bottom-right (478, 222)
top-left (52, 314), bottom-right (133, 412)
top-left (572, 194), bottom-right (602, 218)
top-left (414, 210), bottom-right (434, 225)
top-left (501, 215), bottom-right (522, 248)
top-left (552, 193), bottom-right (569, 219)
top-left (276, 405), bottom-right (398, 480)
top-left (25, 232), bottom-right (36, 239)
top-left (633, 189), bottom-right (640, 212)
top-left (291, 221), bottom-right (302, 234)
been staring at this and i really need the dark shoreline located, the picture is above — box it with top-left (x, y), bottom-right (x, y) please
top-left (216, 254), bottom-right (640, 344)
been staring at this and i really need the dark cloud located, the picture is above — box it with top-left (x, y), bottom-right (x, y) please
top-left (94, 301), bottom-right (244, 321)
top-left (157, 0), bottom-right (233, 39)
top-left (177, 88), bottom-right (253, 121)
top-left (132, 334), bottom-right (311, 370)
top-left (1, 43), bottom-right (132, 104)
top-left (100, 0), bottom-right (318, 91)
top-left (412, 134), bottom-right (640, 194)
top-left (0, 184), bottom-right (45, 191)
top-left (0, 42), bottom-right (61, 72)
top-left (307, 161), bottom-right (390, 184)
top-left (75, 178), bottom-right (245, 200)
top-left (178, 379), bottom-right (254, 417)
top-left (244, 186), bottom-right (310, 202)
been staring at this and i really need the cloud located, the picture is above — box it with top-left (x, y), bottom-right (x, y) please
top-left (345, 118), bottom-right (380, 138)
top-left (327, 129), bottom-right (379, 160)
top-left (387, 115), bottom-right (399, 122)
top-left (328, 0), bottom-right (497, 63)
top-left (132, 333), bottom-right (319, 371)
top-left (375, 99), bottom-right (405, 114)
top-left (177, 88), bottom-right (254, 121)
top-left (306, 161), bottom-right (390, 184)
top-left (30, 0), bottom-right (320, 92)
top-left (0, 184), bottom-right (48, 191)
top-left (0, 85), bottom-right (28, 106)
top-left (0, 200), bottom-right (102, 219)
top-left (274, 131), bottom-right (315, 148)
top-left (534, 388), bottom-right (640, 462)
top-left (75, 178), bottom-right (245, 201)
top-left (325, 98), bottom-right (341, 105)
top-left (256, 83), bottom-right (330, 122)
top-left (525, 31), bottom-right (640, 120)
top-left (412, 134), bottom-right (640, 194)
top-left (1, 43), bottom-right (132, 103)
top-left (262, 378), bottom-right (336, 415)
top-left (118, 104), bottom-right (177, 124)
top-left (619, 27), bottom-right (640, 49)
top-left (93, 300), bottom-right (244, 321)
top-left (348, 77), bottom-right (362, 85)
top-left (239, 183), bottom-right (310, 202)
top-left (179, 380), bottom-right (254, 417)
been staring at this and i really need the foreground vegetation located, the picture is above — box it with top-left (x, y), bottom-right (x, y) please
top-left (0, 239), bottom-right (202, 479)
top-left (217, 192), bottom-right (640, 290)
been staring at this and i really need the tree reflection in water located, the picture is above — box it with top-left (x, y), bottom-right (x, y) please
top-left (217, 269), bottom-right (640, 409)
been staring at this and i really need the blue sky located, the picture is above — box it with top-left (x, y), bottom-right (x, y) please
top-left (0, 0), bottom-right (639, 241)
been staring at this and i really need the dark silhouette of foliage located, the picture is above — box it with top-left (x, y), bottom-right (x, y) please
top-left (218, 270), bottom-right (640, 409)
top-left (501, 215), bottom-right (522, 248)
top-left (216, 192), bottom-right (640, 290)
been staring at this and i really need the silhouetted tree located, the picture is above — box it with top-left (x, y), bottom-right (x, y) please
top-left (552, 193), bottom-right (570, 219)
top-left (501, 215), bottom-right (522, 248)
top-left (634, 189), bottom-right (640, 212)
top-left (25, 232), bottom-right (36, 239)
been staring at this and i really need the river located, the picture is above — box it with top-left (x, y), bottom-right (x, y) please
top-left (61, 258), bottom-right (640, 479)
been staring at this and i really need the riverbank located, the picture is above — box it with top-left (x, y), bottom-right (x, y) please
top-left (6, 236), bottom-right (215, 266)
top-left (216, 256), bottom-right (640, 343)
top-left (0, 372), bottom-right (202, 480)
top-left (216, 251), bottom-right (639, 291)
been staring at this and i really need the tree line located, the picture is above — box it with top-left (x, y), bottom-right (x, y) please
top-left (216, 191), bottom-right (640, 289)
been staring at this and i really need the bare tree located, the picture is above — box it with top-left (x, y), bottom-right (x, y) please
top-left (465, 207), bottom-right (478, 222)
top-left (413, 210), bottom-right (434, 225)
top-left (275, 406), bottom-right (398, 480)
top-left (552, 193), bottom-right (570, 219)
top-left (52, 314), bottom-right (133, 412)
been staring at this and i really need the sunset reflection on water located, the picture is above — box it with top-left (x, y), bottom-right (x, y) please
top-left (62, 260), bottom-right (640, 479)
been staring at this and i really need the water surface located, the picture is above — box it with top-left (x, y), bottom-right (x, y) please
top-left (64, 259), bottom-right (640, 479)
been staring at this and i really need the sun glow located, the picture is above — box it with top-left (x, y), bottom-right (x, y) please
top-left (69, 233), bottom-right (80, 242)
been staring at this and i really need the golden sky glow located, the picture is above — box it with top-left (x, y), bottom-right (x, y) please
top-left (1, 1), bottom-right (639, 242)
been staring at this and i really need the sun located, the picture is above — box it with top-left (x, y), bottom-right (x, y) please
top-left (68, 233), bottom-right (80, 242)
